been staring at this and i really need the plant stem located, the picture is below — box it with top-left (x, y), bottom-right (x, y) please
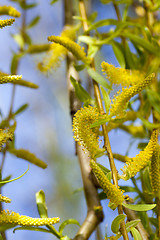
top-left (78, 1), bottom-right (129, 240)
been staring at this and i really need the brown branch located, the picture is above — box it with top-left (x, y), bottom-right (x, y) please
top-left (63, 1), bottom-right (104, 240)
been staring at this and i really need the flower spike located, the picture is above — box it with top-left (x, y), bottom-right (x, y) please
top-left (150, 145), bottom-right (160, 198)
top-left (121, 129), bottom-right (158, 180)
top-left (0, 19), bottom-right (15, 28)
top-left (0, 6), bottom-right (21, 17)
top-left (73, 106), bottom-right (105, 158)
top-left (0, 210), bottom-right (60, 226)
top-left (110, 73), bottom-right (155, 118)
top-left (101, 62), bottom-right (145, 87)
top-left (90, 159), bottom-right (125, 207)
top-left (0, 195), bottom-right (11, 203)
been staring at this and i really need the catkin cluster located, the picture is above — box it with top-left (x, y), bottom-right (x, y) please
top-left (0, 210), bottom-right (60, 226)
top-left (121, 129), bottom-right (158, 180)
top-left (90, 160), bottom-right (125, 206)
top-left (150, 145), bottom-right (160, 197)
top-left (73, 106), bottom-right (105, 158)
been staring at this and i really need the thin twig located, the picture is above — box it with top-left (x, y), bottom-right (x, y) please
top-left (64, 1), bottom-right (104, 240)
top-left (78, 1), bottom-right (129, 239)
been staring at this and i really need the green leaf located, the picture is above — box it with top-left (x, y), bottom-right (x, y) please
top-left (36, 190), bottom-right (48, 218)
top-left (70, 76), bottom-right (93, 105)
top-left (12, 34), bottom-right (24, 49)
top-left (51, 0), bottom-right (59, 4)
top-left (130, 227), bottom-right (143, 240)
top-left (14, 104), bottom-right (29, 116)
top-left (111, 214), bottom-right (126, 233)
top-left (121, 32), bottom-right (160, 57)
top-left (59, 219), bottom-right (80, 236)
top-left (87, 44), bottom-right (100, 59)
top-left (74, 64), bottom-right (86, 72)
top-left (91, 117), bottom-right (109, 128)
top-left (139, 117), bottom-right (160, 130)
top-left (97, 163), bottom-right (110, 174)
top-left (120, 186), bottom-right (137, 192)
top-left (11, 54), bottom-right (20, 75)
top-left (112, 42), bottom-right (126, 68)
top-left (87, 67), bottom-right (112, 90)
top-left (146, 89), bottom-right (160, 114)
top-left (13, 226), bottom-right (52, 233)
top-left (0, 165), bottom-right (29, 185)
top-left (149, 217), bottom-right (158, 228)
top-left (20, 3), bottom-right (38, 9)
top-left (124, 41), bottom-right (136, 69)
top-left (122, 203), bottom-right (156, 211)
top-left (27, 16), bottom-right (40, 29)
top-left (126, 219), bottom-right (141, 229)
top-left (8, 148), bottom-right (47, 169)
top-left (100, 86), bottom-right (110, 114)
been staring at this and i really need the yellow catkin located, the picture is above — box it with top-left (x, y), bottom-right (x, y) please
top-left (90, 159), bottom-right (125, 206)
top-left (47, 36), bottom-right (89, 64)
top-left (0, 75), bottom-right (22, 83)
top-left (0, 126), bottom-right (15, 151)
top-left (72, 106), bottom-right (105, 158)
top-left (150, 145), bottom-right (160, 197)
top-left (121, 129), bottom-right (158, 180)
top-left (0, 74), bottom-right (38, 88)
top-left (9, 148), bottom-right (47, 169)
top-left (0, 6), bottom-right (21, 17)
top-left (0, 19), bottom-right (15, 28)
top-left (0, 195), bottom-right (11, 203)
top-left (110, 73), bottom-right (155, 118)
top-left (101, 62), bottom-right (145, 87)
top-left (38, 25), bottom-right (79, 72)
top-left (0, 210), bottom-right (60, 226)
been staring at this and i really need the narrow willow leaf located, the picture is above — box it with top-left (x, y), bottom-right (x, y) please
top-left (112, 42), bottom-right (126, 68)
top-left (125, 219), bottom-right (141, 229)
top-left (97, 163), bottom-right (110, 174)
top-left (111, 214), bottom-right (126, 233)
top-left (122, 203), bottom-right (156, 211)
top-left (124, 41), bottom-right (136, 69)
top-left (27, 44), bottom-right (50, 54)
top-left (100, 86), bottom-right (110, 114)
top-left (146, 89), bottom-right (160, 114)
top-left (87, 67), bottom-right (112, 90)
top-left (8, 149), bottom-right (47, 169)
top-left (60, 236), bottom-right (71, 240)
top-left (121, 32), bottom-right (160, 57)
top-left (13, 226), bottom-right (52, 234)
top-left (14, 104), bottom-right (29, 116)
top-left (11, 54), bottom-right (20, 75)
top-left (36, 190), bottom-right (48, 218)
top-left (120, 186), bottom-right (137, 192)
top-left (139, 117), bottom-right (160, 130)
top-left (130, 227), bottom-right (143, 240)
top-left (0, 165), bottom-right (29, 185)
top-left (70, 76), bottom-right (93, 105)
top-left (27, 16), bottom-right (40, 29)
top-left (149, 217), bottom-right (158, 228)
top-left (59, 219), bottom-right (80, 236)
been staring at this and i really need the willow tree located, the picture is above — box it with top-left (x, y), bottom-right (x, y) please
top-left (0, 0), bottom-right (160, 240)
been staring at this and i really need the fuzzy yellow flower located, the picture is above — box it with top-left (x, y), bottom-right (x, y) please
top-left (102, 62), bottom-right (145, 87)
top-left (150, 145), bottom-right (160, 197)
top-left (110, 73), bottom-right (155, 118)
top-left (0, 195), bottom-right (11, 203)
top-left (0, 6), bottom-right (21, 17)
top-left (38, 25), bottom-right (79, 72)
top-left (0, 19), bottom-right (15, 28)
top-left (0, 210), bottom-right (60, 226)
top-left (73, 106), bottom-right (105, 158)
top-left (90, 159), bottom-right (125, 206)
top-left (121, 129), bottom-right (158, 180)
